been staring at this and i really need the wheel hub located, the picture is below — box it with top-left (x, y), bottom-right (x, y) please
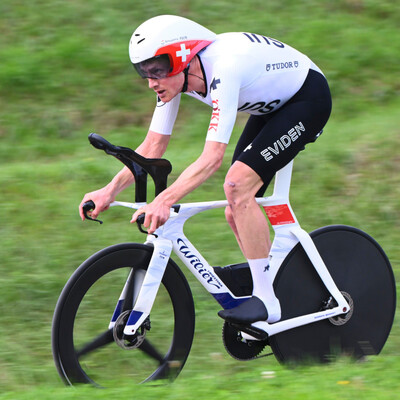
top-left (328, 291), bottom-right (354, 326)
top-left (113, 310), bottom-right (149, 350)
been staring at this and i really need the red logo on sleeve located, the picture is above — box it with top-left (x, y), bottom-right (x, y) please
top-left (208, 100), bottom-right (220, 132)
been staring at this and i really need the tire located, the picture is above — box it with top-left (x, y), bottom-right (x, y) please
top-left (52, 243), bottom-right (195, 387)
top-left (269, 225), bottom-right (396, 363)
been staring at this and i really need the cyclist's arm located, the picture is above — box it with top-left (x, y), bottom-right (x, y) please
top-left (108, 130), bottom-right (171, 192)
top-left (131, 140), bottom-right (227, 233)
top-left (159, 140), bottom-right (227, 204)
top-left (79, 131), bottom-right (170, 220)
top-left (105, 130), bottom-right (171, 191)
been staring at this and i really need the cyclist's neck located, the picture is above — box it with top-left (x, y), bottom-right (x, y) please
top-left (186, 56), bottom-right (206, 96)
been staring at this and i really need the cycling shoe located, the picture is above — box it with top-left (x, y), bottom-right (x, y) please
top-left (218, 296), bottom-right (268, 324)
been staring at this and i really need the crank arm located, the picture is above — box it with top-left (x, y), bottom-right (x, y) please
top-left (231, 323), bottom-right (269, 341)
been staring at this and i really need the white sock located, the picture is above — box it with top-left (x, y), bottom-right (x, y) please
top-left (248, 257), bottom-right (281, 323)
top-left (269, 226), bottom-right (299, 273)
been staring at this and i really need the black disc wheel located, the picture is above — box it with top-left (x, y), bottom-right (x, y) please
top-left (269, 225), bottom-right (396, 363)
top-left (52, 243), bottom-right (195, 387)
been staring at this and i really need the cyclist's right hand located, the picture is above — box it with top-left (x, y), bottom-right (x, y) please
top-left (79, 188), bottom-right (115, 221)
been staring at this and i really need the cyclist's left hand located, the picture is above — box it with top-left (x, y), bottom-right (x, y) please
top-left (131, 198), bottom-right (171, 234)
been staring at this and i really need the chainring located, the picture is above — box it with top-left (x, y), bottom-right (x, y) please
top-left (222, 322), bottom-right (269, 360)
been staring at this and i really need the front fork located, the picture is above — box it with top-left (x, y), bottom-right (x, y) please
top-left (108, 237), bottom-right (173, 336)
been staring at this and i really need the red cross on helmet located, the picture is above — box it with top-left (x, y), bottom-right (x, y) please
top-left (129, 15), bottom-right (217, 79)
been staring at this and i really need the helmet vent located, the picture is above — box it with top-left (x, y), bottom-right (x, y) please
top-left (137, 38), bottom-right (145, 44)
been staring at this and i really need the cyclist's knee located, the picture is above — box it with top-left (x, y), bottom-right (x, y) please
top-left (224, 179), bottom-right (239, 203)
top-left (224, 163), bottom-right (262, 204)
top-left (225, 205), bottom-right (240, 237)
top-left (225, 205), bottom-right (234, 224)
top-left (224, 178), bottom-right (250, 206)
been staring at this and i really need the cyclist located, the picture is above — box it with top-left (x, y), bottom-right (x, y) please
top-left (79, 15), bottom-right (332, 325)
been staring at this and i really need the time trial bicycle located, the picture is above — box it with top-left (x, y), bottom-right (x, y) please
top-left (52, 133), bottom-right (396, 387)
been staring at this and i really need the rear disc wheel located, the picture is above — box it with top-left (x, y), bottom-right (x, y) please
top-left (269, 225), bottom-right (396, 363)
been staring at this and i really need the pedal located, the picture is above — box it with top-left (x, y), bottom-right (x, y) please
top-left (230, 323), bottom-right (269, 341)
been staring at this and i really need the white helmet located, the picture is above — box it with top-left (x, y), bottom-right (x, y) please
top-left (129, 15), bottom-right (216, 79)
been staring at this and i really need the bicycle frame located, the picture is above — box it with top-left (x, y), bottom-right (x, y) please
top-left (109, 160), bottom-right (350, 339)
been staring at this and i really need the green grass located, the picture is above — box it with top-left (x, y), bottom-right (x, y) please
top-left (0, 0), bottom-right (399, 398)
top-left (2, 357), bottom-right (400, 400)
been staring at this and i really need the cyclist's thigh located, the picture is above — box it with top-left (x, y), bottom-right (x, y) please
top-left (237, 100), bottom-right (329, 191)
top-left (232, 115), bottom-right (272, 162)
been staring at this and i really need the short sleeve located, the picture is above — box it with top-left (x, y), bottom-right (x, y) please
top-left (206, 62), bottom-right (240, 144)
top-left (149, 93), bottom-right (181, 135)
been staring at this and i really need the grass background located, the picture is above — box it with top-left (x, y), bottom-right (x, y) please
top-left (0, 0), bottom-right (399, 398)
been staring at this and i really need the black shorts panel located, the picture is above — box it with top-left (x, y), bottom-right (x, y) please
top-left (232, 69), bottom-right (332, 196)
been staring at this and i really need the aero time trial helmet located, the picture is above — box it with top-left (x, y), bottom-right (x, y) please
top-left (129, 15), bottom-right (216, 79)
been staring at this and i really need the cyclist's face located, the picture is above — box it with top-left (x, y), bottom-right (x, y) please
top-left (147, 73), bottom-right (184, 102)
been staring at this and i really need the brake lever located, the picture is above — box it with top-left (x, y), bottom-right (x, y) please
top-left (82, 200), bottom-right (103, 224)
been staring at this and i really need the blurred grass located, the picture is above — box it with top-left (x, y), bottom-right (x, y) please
top-left (0, 0), bottom-right (399, 398)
